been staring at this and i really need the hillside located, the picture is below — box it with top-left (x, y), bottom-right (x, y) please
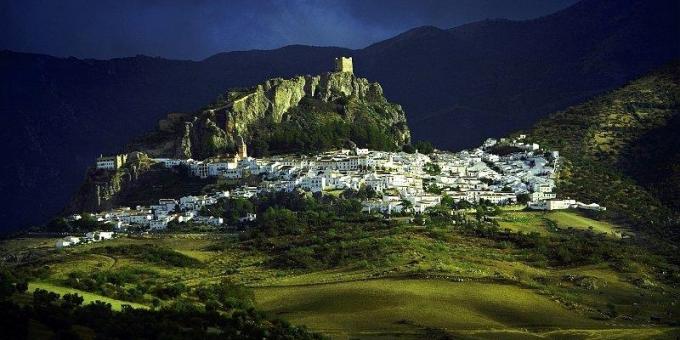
top-left (526, 63), bottom-right (680, 231)
top-left (131, 66), bottom-right (410, 159)
top-left (2, 0), bottom-right (679, 231)
top-left (66, 65), bottom-right (410, 214)
top-left (3, 191), bottom-right (680, 338)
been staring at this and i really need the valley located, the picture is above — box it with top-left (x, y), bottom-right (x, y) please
top-left (1, 4), bottom-right (679, 337)
top-left (3, 205), bottom-right (678, 338)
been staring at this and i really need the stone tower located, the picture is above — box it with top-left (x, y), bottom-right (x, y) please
top-left (334, 57), bottom-right (353, 74)
top-left (237, 136), bottom-right (247, 159)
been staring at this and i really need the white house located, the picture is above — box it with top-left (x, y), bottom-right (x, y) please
top-left (150, 216), bottom-right (172, 230)
top-left (238, 213), bottom-right (257, 223)
top-left (121, 214), bottom-right (152, 226)
top-left (86, 231), bottom-right (114, 241)
top-left (301, 176), bottom-right (327, 192)
top-left (547, 199), bottom-right (577, 210)
top-left (193, 216), bottom-right (224, 226)
top-left (56, 236), bottom-right (81, 249)
top-left (191, 162), bottom-right (209, 178)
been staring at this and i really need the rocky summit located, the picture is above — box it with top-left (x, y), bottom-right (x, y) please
top-left (132, 57), bottom-right (411, 160)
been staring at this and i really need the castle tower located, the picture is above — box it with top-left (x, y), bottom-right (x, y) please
top-left (334, 57), bottom-right (353, 74)
top-left (237, 136), bottom-right (247, 159)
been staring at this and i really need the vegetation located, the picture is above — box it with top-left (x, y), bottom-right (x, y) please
top-left (251, 97), bottom-right (404, 156)
top-left (413, 140), bottom-right (435, 154)
top-left (3, 197), bottom-right (679, 338)
top-left (6, 66), bottom-right (680, 337)
top-left (423, 162), bottom-right (441, 175)
top-left (44, 215), bottom-right (109, 233)
top-left (91, 244), bottom-right (203, 267)
top-left (0, 286), bottom-right (321, 339)
top-left (528, 63), bottom-right (680, 232)
top-left (486, 144), bottom-right (524, 156)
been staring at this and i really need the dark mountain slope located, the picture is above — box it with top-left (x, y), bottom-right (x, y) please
top-left (2, 0), bottom-right (679, 231)
top-left (527, 63), bottom-right (680, 231)
top-left (357, 0), bottom-right (679, 148)
top-left (0, 46), bottom-right (350, 231)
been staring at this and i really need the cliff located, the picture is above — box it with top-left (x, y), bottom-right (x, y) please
top-left (131, 70), bottom-right (411, 159)
top-left (65, 152), bottom-right (155, 214)
top-left (68, 67), bottom-right (411, 213)
top-left (65, 152), bottom-right (216, 214)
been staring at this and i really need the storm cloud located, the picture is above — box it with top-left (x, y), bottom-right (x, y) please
top-left (1, 0), bottom-right (578, 60)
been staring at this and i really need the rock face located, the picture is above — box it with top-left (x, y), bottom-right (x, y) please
top-left (68, 67), bottom-right (411, 213)
top-left (65, 152), bottom-right (216, 214)
top-left (136, 70), bottom-right (411, 159)
top-left (65, 154), bottom-right (152, 214)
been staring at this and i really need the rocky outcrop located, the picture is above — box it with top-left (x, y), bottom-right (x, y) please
top-left (65, 152), bottom-right (217, 214)
top-left (224, 72), bottom-right (392, 136)
top-left (70, 68), bottom-right (412, 213)
top-left (137, 70), bottom-right (411, 159)
top-left (65, 153), bottom-right (152, 213)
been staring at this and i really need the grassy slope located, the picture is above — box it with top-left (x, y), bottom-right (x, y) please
top-left (5, 207), bottom-right (678, 338)
top-left (498, 211), bottom-right (623, 237)
top-left (526, 63), bottom-right (680, 229)
top-left (28, 281), bottom-right (148, 310)
top-left (254, 279), bottom-right (679, 339)
top-left (255, 279), bottom-right (601, 337)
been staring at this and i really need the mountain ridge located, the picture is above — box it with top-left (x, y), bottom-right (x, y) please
top-left (2, 0), bottom-right (678, 231)
top-left (526, 62), bottom-right (680, 231)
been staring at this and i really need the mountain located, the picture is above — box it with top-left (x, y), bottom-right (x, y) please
top-left (66, 66), bottom-right (411, 214)
top-left (132, 65), bottom-right (410, 159)
top-left (526, 63), bottom-right (680, 232)
top-left (357, 0), bottom-right (680, 148)
top-left (2, 0), bottom-right (679, 231)
top-left (0, 46), bottom-right (351, 232)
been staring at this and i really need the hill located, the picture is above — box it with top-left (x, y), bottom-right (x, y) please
top-left (131, 65), bottom-right (410, 159)
top-left (526, 63), bottom-right (680, 234)
top-left (3, 190), bottom-right (679, 338)
top-left (2, 0), bottom-right (679, 231)
top-left (65, 65), bottom-right (410, 213)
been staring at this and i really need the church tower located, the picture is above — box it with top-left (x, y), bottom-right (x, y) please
top-left (237, 136), bottom-right (247, 159)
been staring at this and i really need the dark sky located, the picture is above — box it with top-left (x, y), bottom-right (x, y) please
top-left (1, 0), bottom-right (579, 60)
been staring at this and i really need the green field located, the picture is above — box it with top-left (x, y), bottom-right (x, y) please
top-left (28, 281), bottom-right (148, 310)
top-left (4, 212), bottom-right (677, 340)
top-left (255, 278), bottom-right (677, 339)
top-left (547, 211), bottom-right (622, 237)
top-left (497, 210), bottom-right (622, 237)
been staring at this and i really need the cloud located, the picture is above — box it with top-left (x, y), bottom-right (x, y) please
top-left (0, 0), bottom-right (578, 60)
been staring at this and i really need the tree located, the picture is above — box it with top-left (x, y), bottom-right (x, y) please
top-left (440, 195), bottom-right (455, 208)
top-left (151, 297), bottom-right (161, 309)
top-left (259, 207), bottom-right (298, 235)
top-left (62, 293), bottom-right (84, 309)
top-left (425, 184), bottom-right (442, 194)
top-left (414, 140), bottom-right (434, 154)
top-left (423, 163), bottom-right (441, 175)
top-left (15, 281), bottom-right (28, 293)
top-left (356, 185), bottom-right (377, 199)
top-left (402, 144), bottom-right (415, 154)
top-left (400, 199), bottom-right (413, 214)
top-left (0, 270), bottom-right (17, 299)
top-left (45, 218), bottom-right (71, 233)
top-left (517, 193), bottom-right (531, 204)
top-left (33, 288), bottom-right (60, 308)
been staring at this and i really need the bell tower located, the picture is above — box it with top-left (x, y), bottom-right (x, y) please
top-left (237, 136), bottom-right (247, 159)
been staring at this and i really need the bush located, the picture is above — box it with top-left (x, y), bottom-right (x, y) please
top-left (92, 245), bottom-right (202, 267)
top-left (414, 140), bottom-right (434, 154)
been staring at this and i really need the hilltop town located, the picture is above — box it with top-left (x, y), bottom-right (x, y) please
top-left (57, 133), bottom-right (606, 248)
top-left (53, 57), bottom-right (611, 249)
